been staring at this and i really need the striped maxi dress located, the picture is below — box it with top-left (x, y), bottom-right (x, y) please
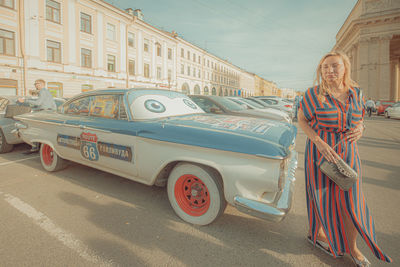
top-left (300, 86), bottom-right (392, 262)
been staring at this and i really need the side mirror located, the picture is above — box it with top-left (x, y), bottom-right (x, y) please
top-left (210, 107), bottom-right (223, 114)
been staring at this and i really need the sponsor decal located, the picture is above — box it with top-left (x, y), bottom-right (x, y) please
top-left (80, 132), bottom-right (99, 161)
top-left (57, 133), bottom-right (133, 162)
top-left (57, 134), bottom-right (81, 149)
top-left (97, 142), bottom-right (133, 162)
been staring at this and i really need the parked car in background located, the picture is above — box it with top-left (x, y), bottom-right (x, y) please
top-left (189, 95), bottom-right (291, 123)
top-left (226, 96), bottom-right (291, 123)
top-left (384, 102), bottom-right (400, 119)
top-left (15, 88), bottom-right (297, 226)
top-left (253, 96), bottom-right (294, 117)
top-left (0, 96), bottom-right (65, 153)
top-left (375, 100), bottom-right (394, 115)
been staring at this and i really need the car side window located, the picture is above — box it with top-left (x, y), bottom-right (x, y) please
top-left (89, 95), bottom-right (120, 119)
top-left (65, 97), bottom-right (91, 116)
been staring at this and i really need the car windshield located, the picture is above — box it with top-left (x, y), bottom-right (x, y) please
top-left (128, 89), bottom-right (204, 120)
top-left (213, 97), bottom-right (246, 111)
top-left (382, 101), bottom-right (393, 105)
top-left (0, 98), bottom-right (10, 112)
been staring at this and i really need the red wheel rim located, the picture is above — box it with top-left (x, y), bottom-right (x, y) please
top-left (174, 174), bottom-right (210, 216)
top-left (42, 144), bottom-right (54, 166)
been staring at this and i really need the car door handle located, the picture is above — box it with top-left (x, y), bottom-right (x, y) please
top-left (79, 125), bottom-right (86, 129)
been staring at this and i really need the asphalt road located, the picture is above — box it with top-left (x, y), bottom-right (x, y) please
top-left (0, 115), bottom-right (399, 267)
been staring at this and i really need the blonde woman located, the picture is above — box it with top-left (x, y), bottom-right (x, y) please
top-left (298, 51), bottom-right (391, 266)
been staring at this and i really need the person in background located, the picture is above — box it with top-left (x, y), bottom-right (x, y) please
top-left (18, 79), bottom-right (56, 153)
top-left (18, 79), bottom-right (56, 111)
top-left (298, 51), bottom-right (391, 267)
top-left (365, 98), bottom-right (376, 117)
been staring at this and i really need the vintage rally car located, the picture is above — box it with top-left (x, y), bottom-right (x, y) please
top-left (15, 88), bottom-right (298, 225)
top-left (0, 95), bottom-right (65, 153)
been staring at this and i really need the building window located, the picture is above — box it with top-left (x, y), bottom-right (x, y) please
top-left (181, 64), bottom-right (184, 75)
top-left (80, 12), bottom-right (91, 33)
top-left (181, 48), bottom-right (184, 57)
top-left (193, 53), bottom-right (195, 62)
top-left (198, 56), bottom-right (201, 64)
top-left (128, 32), bottom-right (135, 47)
top-left (144, 63), bottom-right (150, 78)
top-left (46, 0), bottom-right (60, 24)
top-left (106, 23), bottom-right (116, 41)
top-left (128, 59), bottom-right (135, 75)
top-left (198, 70), bottom-right (201, 78)
top-left (81, 84), bottom-right (93, 92)
top-left (187, 51), bottom-right (190, 59)
top-left (193, 67), bottom-right (196, 77)
top-left (168, 48), bottom-right (172, 60)
top-left (157, 67), bottom-right (161, 79)
top-left (0, 29), bottom-right (15, 56)
top-left (47, 40), bottom-right (61, 63)
top-left (0, 0), bottom-right (14, 9)
top-left (207, 60), bottom-right (210, 67)
top-left (156, 43), bottom-right (161, 57)
top-left (81, 48), bottom-right (92, 68)
top-left (144, 38), bottom-right (149, 52)
top-left (107, 54), bottom-right (115, 72)
top-left (187, 66), bottom-right (190, 76)
top-left (47, 82), bottom-right (63, 97)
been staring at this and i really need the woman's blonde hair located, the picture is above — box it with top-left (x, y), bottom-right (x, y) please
top-left (314, 51), bottom-right (358, 100)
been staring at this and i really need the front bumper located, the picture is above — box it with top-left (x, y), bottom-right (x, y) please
top-left (233, 151), bottom-right (297, 222)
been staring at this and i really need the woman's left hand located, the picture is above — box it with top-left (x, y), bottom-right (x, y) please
top-left (346, 122), bottom-right (365, 142)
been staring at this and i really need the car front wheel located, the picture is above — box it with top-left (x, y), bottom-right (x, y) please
top-left (40, 144), bottom-right (68, 172)
top-left (0, 129), bottom-right (14, 153)
top-left (385, 111), bottom-right (390, 118)
top-left (167, 163), bottom-right (226, 225)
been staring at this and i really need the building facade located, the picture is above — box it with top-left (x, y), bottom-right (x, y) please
top-left (333, 0), bottom-right (400, 101)
top-left (0, 0), bottom-right (274, 97)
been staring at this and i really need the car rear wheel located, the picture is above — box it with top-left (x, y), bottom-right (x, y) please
top-left (167, 163), bottom-right (226, 225)
top-left (0, 129), bottom-right (14, 153)
top-left (40, 144), bottom-right (68, 172)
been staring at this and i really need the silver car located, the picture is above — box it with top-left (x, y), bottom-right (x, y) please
top-left (385, 102), bottom-right (400, 119)
top-left (251, 96), bottom-right (294, 117)
top-left (226, 97), bottom-right (291, 123)
top-left (0, 96), bottom-right (65, 153)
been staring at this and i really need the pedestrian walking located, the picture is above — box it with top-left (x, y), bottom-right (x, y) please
top-left (365, 98), bottom-right (376, 117)
top-left (297, 51), bottom-right (392, 266)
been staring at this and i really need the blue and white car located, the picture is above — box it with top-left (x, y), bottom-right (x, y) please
top-left (15, 89), bottom-right (297, 225)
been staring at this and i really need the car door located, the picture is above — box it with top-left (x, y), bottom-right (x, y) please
top-left (78, 93), bottom-right (138, 177)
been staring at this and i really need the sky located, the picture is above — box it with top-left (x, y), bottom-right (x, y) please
top-left (105, 0), bottom-right (358, 92)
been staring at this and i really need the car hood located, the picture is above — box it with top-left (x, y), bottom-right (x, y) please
top-left (232, 109), bottom-right (289, 122)
top-left (138, 114), bottom-right (296, 159)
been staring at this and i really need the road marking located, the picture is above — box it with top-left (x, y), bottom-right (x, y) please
top-left (0, 156), bottom-right (39, 166)
top-left (1, 191), bottom-right (114, 267)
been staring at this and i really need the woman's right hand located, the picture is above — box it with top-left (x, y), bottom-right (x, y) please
top-left (314, 138), bottom-right (339, 163)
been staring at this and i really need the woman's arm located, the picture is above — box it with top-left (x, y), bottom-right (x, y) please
top-left (298, 108), bottom-right (339, 163)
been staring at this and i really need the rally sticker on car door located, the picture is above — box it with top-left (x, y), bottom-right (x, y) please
top-left (80, 132), bottom-right (99, 161)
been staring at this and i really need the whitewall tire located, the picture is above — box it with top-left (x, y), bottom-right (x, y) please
top-left (40, 144), bottom-right (68, 172)
top-left (167, 163), bottom-right (226, 225)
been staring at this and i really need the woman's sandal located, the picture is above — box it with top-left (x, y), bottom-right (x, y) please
top-left (307, 236), bottom-right (344, 258)
top-left (351, 255), bottom-right (371, 267)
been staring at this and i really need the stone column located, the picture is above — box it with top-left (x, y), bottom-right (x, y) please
top-left (394, 58), bottom-right (399, 101)
top-left (357, 37), bottom-right (370, 95)
top-left (378, 35), bottom-right (392, 100)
